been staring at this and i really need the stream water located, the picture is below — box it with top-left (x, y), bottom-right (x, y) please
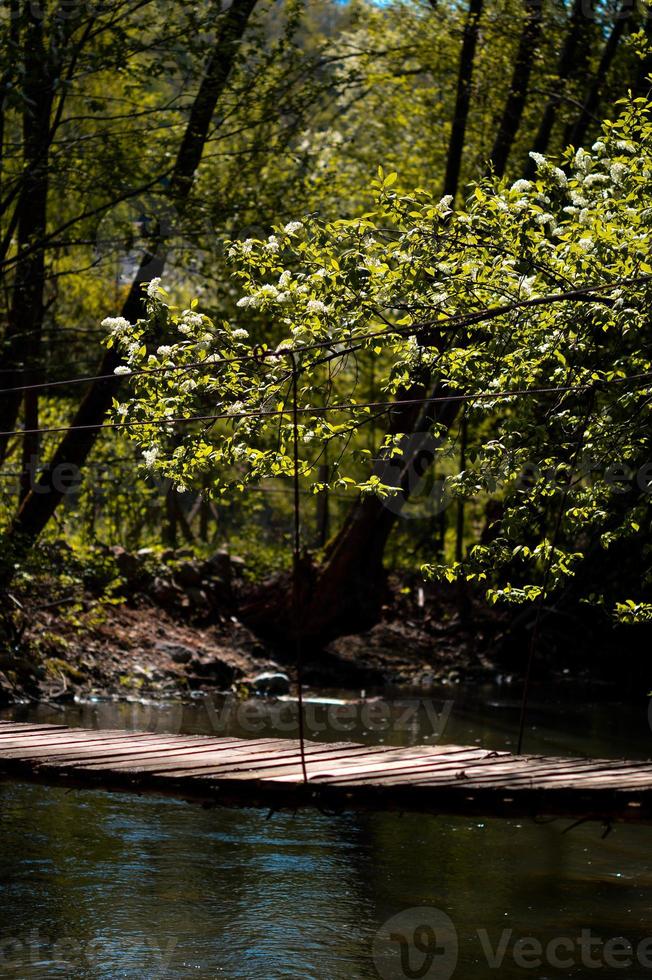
top-left (1, 684), bottom-right (652, 979)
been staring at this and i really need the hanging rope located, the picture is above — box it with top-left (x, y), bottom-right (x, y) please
top-left (289, 351), bottom-right (308, 783)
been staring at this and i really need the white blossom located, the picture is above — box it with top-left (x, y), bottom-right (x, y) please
top-left (102, 316), bottom-right (131, 337)
top-left (180, 311), bottom-right (203, 328)
top-left (114, 365), bottom-right (132, 376)
top-left (143, 447), bottom-right (159, 468)
top-left (306, 299), bottom-right (328, 314)
top-left (510, 179), bottom-right (531, 193)
top-left (237, 296), bottom-right (258, 309)
top-left (583, 173), bottom-right (610, 188)
top-left (157, 345), bottom-right (173, 357)
top-left (146, 277), bottom-right (162, 298)
top-left (610, 163), bottom-right (627, 184)
top-left (528, 151), bottom-right (547, 169)
top-left (232, 328), bottom-right (249, 340)
top-left (518, 275), bottom-right (536, 297)
top-left (284, 221), bottom-right (303, 234)
top-left (574, 148), bottom-right (593, 174)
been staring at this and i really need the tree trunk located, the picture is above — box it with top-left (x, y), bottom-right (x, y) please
top-left (524, 0), bottom-right (596, 176)
top-left (634, 5), bottom-right (652, 97)
top-left (488, 0), bottom-right (543, 178)
top-left (443, 0), bottom-right (484, 202)
top-left (242, 383), bottom-right (460, 641)
top-left (565, 0), bottom-right (633, 150)
top-left (0, 6), bottom-right (53, 465)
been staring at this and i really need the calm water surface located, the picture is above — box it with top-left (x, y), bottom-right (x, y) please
top-left (1, 685), bottom-right (652, 979)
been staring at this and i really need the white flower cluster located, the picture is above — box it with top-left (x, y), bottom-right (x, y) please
top-left (236, 282), bottom-right (293, 309)
top-left (528, 152), bottom-right (546, 169)
top-left (517, 275), bottom-right (536, 297)
top-left (102, 316), bottom-right (131, 337)
top-left (306, 299), bottom-right (328, 315)
top-left (574, 148), bottom-right (593, 174)
top-left (610, 163), bottom-right (628, 184)
top-left (143, 447), bottom-right (159, 468)
top-left (284, 221), bottom-right (303, 234)
top-left (114, 365), bottom-right (132, 376)
top-left (146, 277), bottom-right (162, 298)
top-left (528, 152), bottom-right (567, 187)
top-left (177, 310), bottom-right (204, 335)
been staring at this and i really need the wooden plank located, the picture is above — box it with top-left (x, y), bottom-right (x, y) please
top-left (73, 743), bottom-right (376, 776)
top-left (0, 735), bottom-right (282, 764)
top-left (0, 723), bottom-right (68, 737)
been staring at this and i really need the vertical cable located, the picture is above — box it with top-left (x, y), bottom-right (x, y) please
top-left (290, 353), bottom-right (308, 783)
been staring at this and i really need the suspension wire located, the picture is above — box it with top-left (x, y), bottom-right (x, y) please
top-left (0, 328), bottom-right (390, 398)
top-left (0, 269), bottom-right (650, 400)
top-left (289, 352), bottom-right (308, 784)
top-left (0, 371), bottom-right (650, 442)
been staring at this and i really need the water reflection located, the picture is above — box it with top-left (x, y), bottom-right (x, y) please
top-left (0, 689), bottom-right (651, 978)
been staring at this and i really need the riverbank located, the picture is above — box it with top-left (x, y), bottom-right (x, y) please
top-left (0, 544), bottom-right (646, 706)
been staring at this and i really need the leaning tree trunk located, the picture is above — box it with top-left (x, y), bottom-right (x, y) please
top-left (524, 0), bottom-right (596, 176)
top-left (443, 0), bottom-right (484, 202)
top-left (0, 0), bottom-right (259, 582)
top-left (565, 0), bottom-right (634, 151)
top-left (242, 382), bottom-right (461, 641)
top-left (488, 0), bottom-right (542, 178)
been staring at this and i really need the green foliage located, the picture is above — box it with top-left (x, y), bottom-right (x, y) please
top-left (112, 96), bottom-right (652, 621)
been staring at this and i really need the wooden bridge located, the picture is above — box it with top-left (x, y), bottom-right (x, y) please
top-left (1, 720), bottom-right (652, 822)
